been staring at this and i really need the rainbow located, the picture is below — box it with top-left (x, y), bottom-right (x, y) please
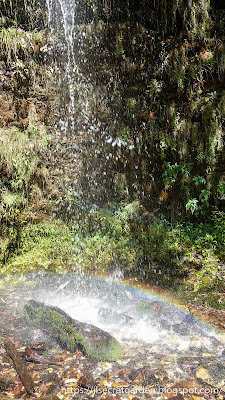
top-left (83, 273), bottom-right (218, 334)
top-left (12, 271), bottom-right (223, 335)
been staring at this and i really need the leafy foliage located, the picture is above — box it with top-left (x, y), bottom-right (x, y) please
top-left (173, 212), bottom-right (225, 308)
top-left (78, 7), bottom-right (225, 219)
top-left (1, 202), bottom-right (224, 309)
top-left (0, 125), bottom-right (50, 264)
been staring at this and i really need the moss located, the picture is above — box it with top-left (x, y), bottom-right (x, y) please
top-left (24, 300), bottom-right (122, 361)
top-left (201, 104), bottom-right (216, 125)
top-left (219, 90), bottom-right (225, 118)
top-left (0, 27), bottom-right (47, 64)
top-left (2, 202), bottom-right (142, 274)
top-left (115, 32), bottom-right (124, 57)
top-left (126, 98), bottom-right (138, 117)
top-left (1, 203), bottom-right (224, 310)
top-left (0, 124), bottom-right (53, 265)
top-left (0, 126), bottom-right (49, 191)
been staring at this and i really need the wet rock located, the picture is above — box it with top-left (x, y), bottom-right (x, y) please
top-left (177, 356), bottom-right (200, 372)
top-left (24, 300), bottom-right (122, 362)
top-left (137, 301), bottom-right (216, 341)
top-left (137, 301), bottom-right (186, 326)
top-left (128, 368), bottom-right (142, 381)
top-left (207, 363), bottom-right (225, 381)
top-left (98, 308), bottom-right (134, 326)
top-left (173, 323), bottom-right (192, 336)
top-left (195, 361), bottom-right (225, 383)
top-left (174, 321), bottom-right (206, 336)
top-left (77, 372), bottom-right (97, 390)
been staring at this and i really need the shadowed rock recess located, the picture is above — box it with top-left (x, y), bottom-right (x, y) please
top-left (1, 0), bottom-right (224, 208)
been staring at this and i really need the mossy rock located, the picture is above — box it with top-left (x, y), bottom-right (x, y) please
top-left (23, 300), bottom-right (122, 362)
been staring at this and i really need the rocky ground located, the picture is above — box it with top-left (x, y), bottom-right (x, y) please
top-left (0, 279), bottom-right (225, 400)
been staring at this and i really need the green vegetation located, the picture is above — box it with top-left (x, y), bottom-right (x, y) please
top-left (173, 212), bottom-right (225, 309)
top-left (81, 12), bottom-right (225, 219)
top-left (1, 200), bottom-right (224, 309)
top-left (0, 27), bottom-right (46, 63)
top-left (0, 125), bottom-right (50, 265)
top-left (1, 204), bottom-right (138, 274)
top-left (0, 0), bottom-right (46, 30)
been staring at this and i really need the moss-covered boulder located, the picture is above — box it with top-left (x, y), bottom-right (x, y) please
top-left (23, 300), bottom-right (122, 362)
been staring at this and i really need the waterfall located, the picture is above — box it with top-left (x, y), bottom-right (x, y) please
top-left (44, 0), bottom-right (114, 203)
top-left (46, 0), bottom-right (77, 132)
top-left (45, 0), bottom-right (96, 197)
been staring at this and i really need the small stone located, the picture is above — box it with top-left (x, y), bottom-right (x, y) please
top-left (196, 366), bottom-right (211, 380)
top-left (77, 372), bottom-right (97, 389)
top-left (40, 372), bottom-right (58, 383)
top-left (128, 369), bottom-right (141, 381)
top-left (207, 363), bottom-right (225, 380)
top-left (142, 368), bottom-right (161, 386)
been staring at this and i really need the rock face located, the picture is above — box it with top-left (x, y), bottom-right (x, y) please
top-left (98, 307), bottom-right (134, 326)
top-left (136, 300), bottom-right (209, 336)
top-left (23, 300), bottom-right (122, 362)
top-left (137, 300), bottom-right (185, 324)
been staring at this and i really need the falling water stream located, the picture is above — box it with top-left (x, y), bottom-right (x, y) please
top-left (46, 0), bottom-right (77, 129)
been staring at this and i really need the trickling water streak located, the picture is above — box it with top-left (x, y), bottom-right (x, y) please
top-left (46, 0), bottom-right (78, 131)
top-left (45, 0), bottom-right (110, 200)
